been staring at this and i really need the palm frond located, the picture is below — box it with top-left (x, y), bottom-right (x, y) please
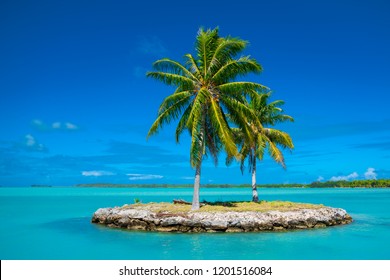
top-left (152, 58), bottom-right (200, 83)
top-left (186, 87), bottom-right (210, 129)
top-left (184, 54), bottom-right (202, 80)
top-left (204, 117), bottom-right (222, 165)
top-left (147, 71), bottom-right (195, 88)
top-left (251, 92), bottom-right (295, 125)
top-left (220, 95), bottom-right (259, 144)
top-left (195, 28), bottom-right (220, 78)
top-left (239, 144), bottom-right (251, 174)
top-left (272, 114), bottom-right (294, 124)
top-left (212, 56), bottom-right (262, 83)
top-left (147, 94), bottom-right (192, 138)
top-left (175, 104), bottom-right (193, 143)
top-left (269, 99), bottom-right (285, 107)
top-left (208, 97), bottom-right (238, 158)
top-left (255, 134), bottom-right (266, 161)
top-left (267, 140), bottom-right (286, 168)
top-left (188, 89), bottom-right (208, 167)
top-left (264, 128), bottom-right (294, 149)
top-left (217, 81), bottom-right (269, 96)
top-left (158, 90), bottom-right (193, 114)
top-left (207, 37), bottom-right (247, 78)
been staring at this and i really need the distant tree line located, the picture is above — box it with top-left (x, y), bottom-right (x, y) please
top-left (307, 179), bottom-right (390, 188)
top-left (76, 179), bottom-right (390, 188)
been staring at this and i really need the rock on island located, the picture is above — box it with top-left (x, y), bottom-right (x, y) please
top-left (91, 202), bottom-right (352, 233)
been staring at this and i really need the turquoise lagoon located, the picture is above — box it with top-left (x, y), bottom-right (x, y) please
top-left (0, 187), bottom-right (389, 260)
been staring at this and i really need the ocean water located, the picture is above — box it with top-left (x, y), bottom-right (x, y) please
top-left (0, 187), bottom-right (389, 260)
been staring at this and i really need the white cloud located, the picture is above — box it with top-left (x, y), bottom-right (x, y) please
top-left (181, 176), bottom-right (194, 180)
top-left (330, 172), bottom-right (359, 182)
top-left (52, 121), bottom-right (79, 130)
top-left (32, 119), bottom-right (44, 128)
top-left (317, 176), bottom-right (324, 182)
top-left (127, 173), bottom-right (163, 180)
top-left (364, 167), bottom-right (377, 180)
top-left (82, 170), bottom-right (115, 177)
top-left (65, 122), bottom-right (78, 130)
top-left (23, 134), bottom-right (47, 152)
top-left (32, 119), bottom-right (79, 131)
top-left (52, 122), bottom-right (61, 129)
top-left (25, 134), bottom-right (36, 147)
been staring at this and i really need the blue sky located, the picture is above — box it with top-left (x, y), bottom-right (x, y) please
top-left (0, 0), bottom-right (389, 186)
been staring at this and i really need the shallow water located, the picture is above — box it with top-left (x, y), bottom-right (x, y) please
top-left (0, 187), bottom-right (389, 260)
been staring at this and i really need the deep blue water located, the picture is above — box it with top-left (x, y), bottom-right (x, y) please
top-left (0, 187), bottom-right (389, 260)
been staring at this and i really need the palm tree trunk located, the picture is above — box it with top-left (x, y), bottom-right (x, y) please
top-left (192, 163), bottom-right (201, 210)
top-left (252, 157), bottom-right (259, 202)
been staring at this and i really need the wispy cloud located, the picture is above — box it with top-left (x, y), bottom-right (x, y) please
top-left (364, 167), bottom-right (377, 180)
top-left (317, 176), bottom-right (324, 182)
top-left (127, 173), bottom-right (163, 180)
top-left (329, 172), bottom-right (359, 182)
top-left (81, 170), bottom-right (116, 177)
top-left (32, 119), bottom-right (45, 128)
top-left (22, 134), bottom-right (48, 153)
top-left (32, 119), bottom-right (80, 131)
top-left (52, 122), bottom-right (61, 129)
top-left (65, 122), bottom-right (78, 130)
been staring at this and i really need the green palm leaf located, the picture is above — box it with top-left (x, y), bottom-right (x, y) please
top-left (196, 28), bottom-right (220, 77)
top-left (146, 71), bottom-right (195, 88)
top-left (207, 37), bottom-right (247, 78)
top-left (184, 54), bottom-right (202, 81)
top-left (158, 90), bottom-right (193, 114)
top-left (217, 81), bottom-right (269, 95)
top-left (147, 93), bottom-right (192, 138)
top-left (175, 104), bottom-right (193, 143)
top-left (152, 58), bottom-right (200, 83)
top-left (209, 97), bottom-right (238, 157)
top-left (212, 56), bottom-right (262, 82)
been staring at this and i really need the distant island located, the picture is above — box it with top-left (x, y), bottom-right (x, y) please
top-left (31, 184), bottom-right (52, 188)
top-left (77, 179), bottom-right (390, 189)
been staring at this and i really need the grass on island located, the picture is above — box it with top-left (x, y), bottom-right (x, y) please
top-left (127, 201), bottom-right (324, 213)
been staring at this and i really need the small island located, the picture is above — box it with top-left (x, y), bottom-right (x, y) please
top-left (92, 201), bottom-right (352, 233)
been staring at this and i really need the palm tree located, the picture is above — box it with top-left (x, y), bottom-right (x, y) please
top-left (230, 92), bottom-right (294, 202)
top-left (147, 27), bottom-right (267, 210)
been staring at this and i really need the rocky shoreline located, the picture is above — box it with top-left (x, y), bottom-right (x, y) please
top-left (91, 205), bottom-right (353, 233)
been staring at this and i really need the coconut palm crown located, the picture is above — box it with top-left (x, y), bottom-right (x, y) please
top-left (230, 92), bottom-right (294, 202)
top-left (147, 27), bottom-right (267, 210)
